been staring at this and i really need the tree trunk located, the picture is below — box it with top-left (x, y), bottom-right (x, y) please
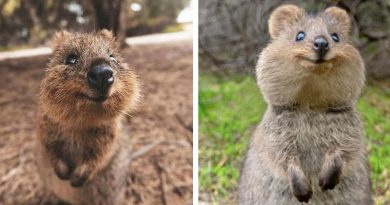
top-left (91, 0), bottom-right (126, 45)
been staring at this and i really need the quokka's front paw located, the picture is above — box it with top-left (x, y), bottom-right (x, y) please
top-left (291, 176), bottom-right (313, 203)
top-left (54, 160), bottom-right (93, 187)
top-left (54, 160), bottom-right (72, 180)
top-left (318, 166), bottom-right (341, 191)
top-left (70, 164), bottom-right (93, 187)
top-left (287, 157), bottom-right (313, 203)
top-left (319, 152), bottom-right (343, 191)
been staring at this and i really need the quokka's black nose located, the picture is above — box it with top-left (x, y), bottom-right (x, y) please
top-left (313, 36), bottom-right (329, 59)
top-left (87, 64), bottom-right (114, 92)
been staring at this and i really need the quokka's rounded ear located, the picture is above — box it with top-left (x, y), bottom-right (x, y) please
top-left (268, 4), bottom-right (305, 39)
top-left (52, 30), bottom-right (71, 48)
top-left (324, 7), bottom-right (350, 33)
top-left (98, 29), bottom-right (115, 41)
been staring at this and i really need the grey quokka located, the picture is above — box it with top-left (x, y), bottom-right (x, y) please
top-left (238, 5), bottom-right (373, 205)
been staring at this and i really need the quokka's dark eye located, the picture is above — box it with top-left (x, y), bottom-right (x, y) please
top-left (331, 33), bottom-right (339, 42)
top-left (296, 31), bottom-right (306, 41)
top-left (65, 54), bottom-right (78, 65)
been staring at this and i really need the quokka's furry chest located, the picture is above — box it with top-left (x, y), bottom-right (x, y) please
top-left (256, 106), bottom-right (364, 173)
top-left (36, 116), bottom-right (127, 204)
top-left (38, 114), bottom-right (120, 167)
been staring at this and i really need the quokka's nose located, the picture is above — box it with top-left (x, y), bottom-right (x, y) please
top-left (313, 36), bottom-right (329, 59)
top-left (87, 64), bottom-right (114, 92)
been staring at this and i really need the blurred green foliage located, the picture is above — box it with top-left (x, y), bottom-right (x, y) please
top-left (199, 73), bottom-right (390, 204)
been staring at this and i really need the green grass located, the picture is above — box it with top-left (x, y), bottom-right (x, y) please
top-left (199, 73), bottom-right (390, 204)
top-left (199, 74), bottom-right (266, 203)
top-left (359, 86), bottom-right (390, 205)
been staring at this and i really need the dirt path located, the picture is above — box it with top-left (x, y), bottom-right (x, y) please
top-left (0, 42), bottom-right (193, 205)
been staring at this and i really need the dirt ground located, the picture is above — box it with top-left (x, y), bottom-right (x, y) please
top-left (0, 41), bottom-right (193, 205)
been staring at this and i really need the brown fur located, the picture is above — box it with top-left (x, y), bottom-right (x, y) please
top-left (238, 5), bottom-right (373, 205)
top-left (36, 30), bottom-right (139, 204)
top-left (268, 5), bottom-right (305, 39)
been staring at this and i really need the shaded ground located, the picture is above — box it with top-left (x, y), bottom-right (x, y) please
top-left (0, 42), bottom-right (193, 205)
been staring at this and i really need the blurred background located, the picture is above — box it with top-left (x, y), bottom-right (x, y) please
top-left (199, 0), bottom-right (390, 205)
top-left (0, 0), bottom-right (193, 205)
top-left (0, 0), bottom-right (192, 48)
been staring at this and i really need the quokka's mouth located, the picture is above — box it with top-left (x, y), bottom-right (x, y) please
top-left (87, 95), bottom-right (108, 102)
top-left (314, 59), bottom-right (326, 64)
top-left (77, 93), bottom-right (110, 103)
top-left (297, 56), bottom-right (333, 66)
top-left (301, 57), bottom-right (327, 64)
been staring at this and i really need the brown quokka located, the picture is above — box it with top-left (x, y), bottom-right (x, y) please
top-left (238, 5), bottom-right (373, 205)
top-left (36, 30), bottom-right (139, 205)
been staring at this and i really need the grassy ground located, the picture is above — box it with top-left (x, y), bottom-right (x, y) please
top-left (199, 73), bottom-right (390, 205)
